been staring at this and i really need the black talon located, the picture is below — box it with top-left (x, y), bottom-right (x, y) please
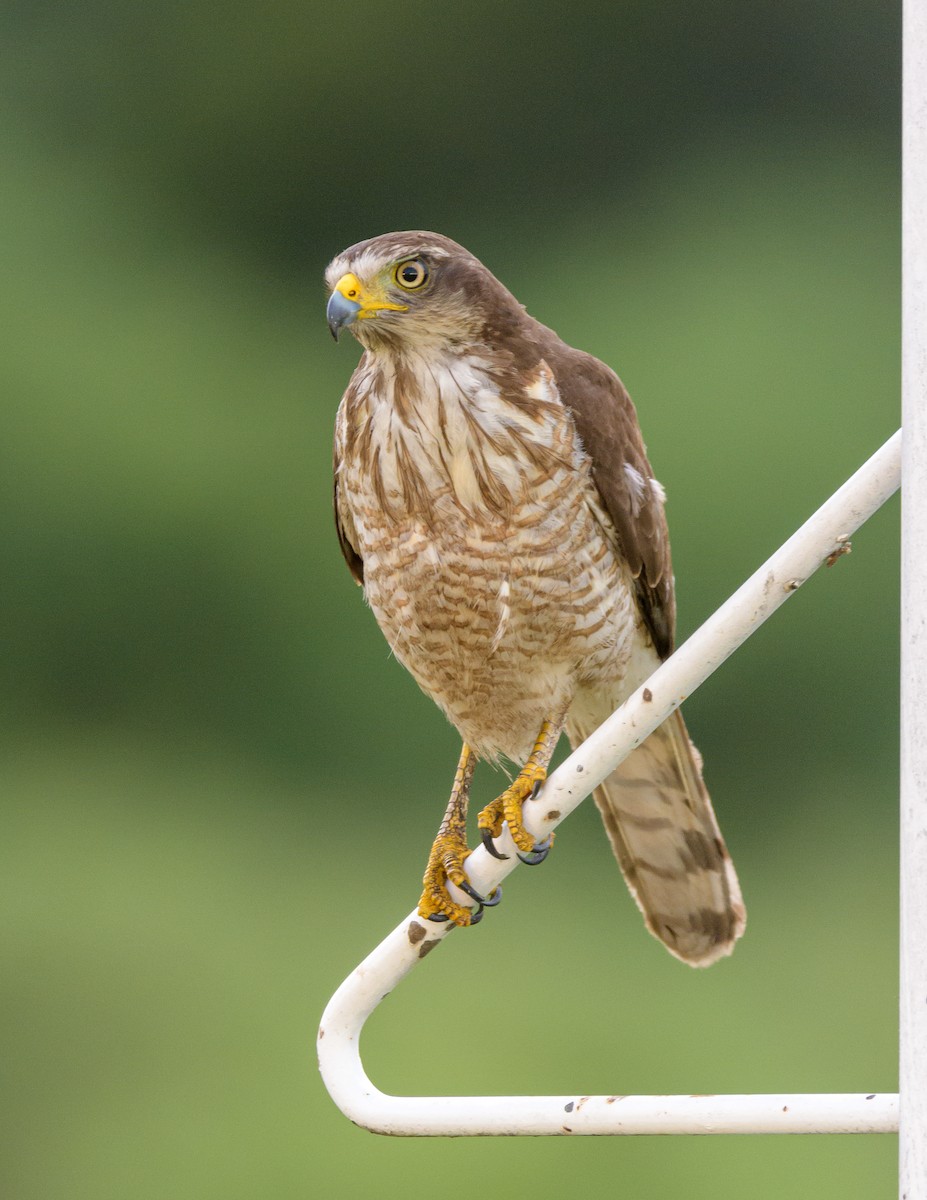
top-left (457, 878), bottom-right (488, 905)
top-left (481, 828), bottom-right (510, 860)
top-left (462, 886), bottom-right (502, 926)
top-left (425, 884), bottom-right (501, 926)
top-left (517, 835), bottom-right (553, 866)
top-left (459, 883), bottom-right (503, 925)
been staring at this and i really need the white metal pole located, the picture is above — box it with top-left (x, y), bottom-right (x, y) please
top-left (319, 434), bottom-right (900, 1137)
top-left (901, 0), bottom-right (927, 1192)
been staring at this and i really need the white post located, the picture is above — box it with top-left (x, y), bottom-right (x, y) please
top-left (901, 0), bottom-right (927, 1193)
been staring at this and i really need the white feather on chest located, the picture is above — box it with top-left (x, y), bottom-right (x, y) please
top-left (338, 350), bottom-right (584, 530)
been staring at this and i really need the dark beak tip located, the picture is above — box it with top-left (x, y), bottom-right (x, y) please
top-left (326, 290), bottom-right (362, 342)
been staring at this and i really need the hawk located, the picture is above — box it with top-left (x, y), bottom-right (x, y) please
top-left (325, 231), bottom-right (745, 966)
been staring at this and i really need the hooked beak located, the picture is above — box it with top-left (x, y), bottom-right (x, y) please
top-left (326, 271), bottom-right (408, 341)
top-left (326, 289), bottom-right (361, 341)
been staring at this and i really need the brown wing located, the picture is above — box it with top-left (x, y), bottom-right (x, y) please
top-left (544, 340), bottom-right (675, 658)
top-left (332, 405), bottom-right (364, 586)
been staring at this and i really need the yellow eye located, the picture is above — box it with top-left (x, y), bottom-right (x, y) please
top-left (394, 259), bottom-right (429, 290)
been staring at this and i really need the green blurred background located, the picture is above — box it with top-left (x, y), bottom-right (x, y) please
top-left (1, 2), bottom-right (900, 1196)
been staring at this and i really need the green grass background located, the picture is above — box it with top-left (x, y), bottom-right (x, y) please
top-left (1, 3), bottom-right (899, 1196)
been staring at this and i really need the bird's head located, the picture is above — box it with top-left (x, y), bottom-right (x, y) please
top-left (324, 231), bottom-right (517, 351)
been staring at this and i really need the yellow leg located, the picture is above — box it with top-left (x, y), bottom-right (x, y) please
top-left (418, 743), bottom-right (480, 926)
top-left (477, 718), bottom-right (563, 855)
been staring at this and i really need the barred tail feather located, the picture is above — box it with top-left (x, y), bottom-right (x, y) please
top-left (566, 707), bottom-right (745, 967)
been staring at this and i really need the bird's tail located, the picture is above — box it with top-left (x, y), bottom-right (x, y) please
top-left (565, 706), bottom-right (745, 966)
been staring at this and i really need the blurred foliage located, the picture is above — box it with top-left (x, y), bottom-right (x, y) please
top-left (1, 0), bottom-right (897, 268)
top-left (0, 1), bottom-right (899, 1197)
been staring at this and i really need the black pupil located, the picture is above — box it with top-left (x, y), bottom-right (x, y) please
top-left (401, 263), bottom-right (422, 284)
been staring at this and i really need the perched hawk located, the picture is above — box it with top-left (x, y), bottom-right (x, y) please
top-left (326, 231), bottom-right (745, 966)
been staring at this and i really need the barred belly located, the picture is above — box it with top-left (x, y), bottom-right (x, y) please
top-left (359, 501), bottom-right (639, 763)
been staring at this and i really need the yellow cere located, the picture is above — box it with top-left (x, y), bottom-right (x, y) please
top-left (334, 272), bottom-right (407, 318)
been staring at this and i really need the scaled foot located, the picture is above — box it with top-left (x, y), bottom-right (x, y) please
top-left (417, 831), bottom-right (501, 926)
top-left (477, 764), bottom-right (554, 864)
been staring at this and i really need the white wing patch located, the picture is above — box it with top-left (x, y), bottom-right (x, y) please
top-left (623, 463), bottom-right (647, 515)
top-left (524, 359), bottom-right (559, 403)
top-left (623, 463), bottom-right (667, 514)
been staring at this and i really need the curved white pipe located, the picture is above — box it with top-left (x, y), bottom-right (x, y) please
top-left (318, 431), bottom-right (901, 1136)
